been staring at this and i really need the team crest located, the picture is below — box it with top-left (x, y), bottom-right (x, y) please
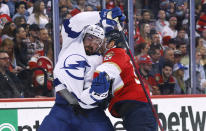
top-left (104, 51), bottom-right (114, 61)
top-left (38, 61), bottom-right (42, 66)
top-left (155, 75), bottom-right (160, 81)
top-left (62, 54), bottom-right (90, 80)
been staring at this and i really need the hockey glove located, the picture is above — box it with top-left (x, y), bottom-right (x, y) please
top-left (100, 7), bottom-right (126, 32)
top-left (90, 72), bottom-right (111, 102)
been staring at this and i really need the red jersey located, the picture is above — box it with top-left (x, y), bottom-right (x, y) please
top-left (94, 48), bottom-right (150, 117)
top-left (154, 73), bottom-right (176, 95)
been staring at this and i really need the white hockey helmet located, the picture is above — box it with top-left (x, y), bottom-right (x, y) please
top-left (83, 25), bottom-right (105, 40)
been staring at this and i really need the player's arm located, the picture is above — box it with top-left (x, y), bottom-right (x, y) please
top-left (63, 7), bottom-right (125, 36)
top-left (61, 11), bottom-right (101, 48)
top-left (61, 7), bottom-right (125, 47)
top-left (78, 62), bottom-right (122, 109)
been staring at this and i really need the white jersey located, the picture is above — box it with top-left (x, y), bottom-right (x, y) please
top-left (162, 25), bottom-right (177, 38)
top-left (53, 11), bottom-right (103, 109)
top-left (0, 3), bottom-right (10, 16)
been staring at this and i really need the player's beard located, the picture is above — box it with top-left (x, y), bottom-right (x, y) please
top-left (85, 46), bottom-right (94, 56)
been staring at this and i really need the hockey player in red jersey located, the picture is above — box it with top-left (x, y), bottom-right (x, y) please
top-left (93, 30), bottom-right (157, 131)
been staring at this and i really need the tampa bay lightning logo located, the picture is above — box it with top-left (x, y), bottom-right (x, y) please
top-left (62, 54), bottom-right (90, 80)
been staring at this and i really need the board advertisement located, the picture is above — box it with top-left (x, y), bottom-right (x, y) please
top-left (0, 96), bottom-right (205, 131)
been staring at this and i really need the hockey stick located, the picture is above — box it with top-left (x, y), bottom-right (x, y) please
top-left (116, 22), bottom-right (164, 131)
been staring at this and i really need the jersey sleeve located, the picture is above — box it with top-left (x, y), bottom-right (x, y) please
top-left (78, 62), bottom-right (123, 109)
top-left (61, 11), bottom-right (101, 49)
top-left (77, 52), bottom-right (124, 109)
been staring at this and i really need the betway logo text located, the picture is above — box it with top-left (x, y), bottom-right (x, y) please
top-left (0, 121), bottom-right (40, 131)
top-left (114, 105), bottom-right (206, 131)
top-left (154, 105), bottom-right (206, 131)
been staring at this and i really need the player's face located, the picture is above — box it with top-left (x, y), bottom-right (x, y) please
top-left (83, 33), bottom-right (102, 55)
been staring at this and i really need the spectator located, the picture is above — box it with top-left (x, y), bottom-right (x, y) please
top-left (155, 10), bottom-right (169, 35)
top-left (176, 28), bottom-right (188, 41)
top-left (141, 9), bottom-right (151, 23)
top-left (147, 0), bottom-right (161, 17)
top-left (139, 9), bottom-right (154, 28)
top-left (106, 0), bottom-right (115, 9)
top-left (196, 37), bottom-right (206, 71)
top-left (134, 42), bottom-right (150, 63)
top-left (26, 0), bottom-right (35, 15)
top-left (65, 0), bottom-right (74, 11)
top-left (59, 5), bottom-right (69, 24)
top-left (13, 25), bottom-right (28, 68)
top-left (159, 0), bottom-right (170, 12)
top-left (25, 24), bottom-right (42, 60)
top-left (38, 28), bottom-right (53, 60)
top-left (151, 32), bottom-right (161, 46)
top-left (27, 0), bottom-right (49, 28)
top-left (133, 12), bottom-right (141, 42)
top-left (176, 40), bottom-right (188, 65)
top-left (6, 0), bottom-right (16, 17)
top-left (45, 23), bottom-right (52, 36)
top-left (195, 2), bottom-right (202, 20)
top-left (0, 0), bottom-right (10, 16)
top-left (162, 15), bottom-right (178, 38)
top-left (21, 23), bottom-right (30, 36)
top-left (0, 50), bottom-right (24, 98)
top-left (174, 49), bottom-right (183, 64)
top-left (87, 0), bottom-right (101, 10)
top-left (73, 0), bottom-right (88, 12)
top-left (199, 47), bottom-right (206, 77)
top-left (0, 14), bottom-right (12, 28)
top-left (173, 63), bottom-right (188, 94)
top-left (184, 49), bottom-right (206, 94)
top-left (182, 18), bottom-right (189, 34)
top-left (196, 36), bottom-right (205, 48)
top-left (85, 5), bottom-right (94, 11)
top-left (167, 38), bottom-right (176, 50)
top-left (0, 38), bottom-right (23, 73)
top-left (26, 55), bottom-right (54, 97)
top-left (201, 29), bottom-right (206, 48)
top-left (138, 54), bottom-right (160, 95)
top-left (159, 48), bottom-right (175, 73)
top-left (174, 1), bottom-right (188, 27)
top-left (165, 1), bottom-right (176, 18)
top-left (12, 1), bottom-right (28, 21)
top-left (154, 60), bottom-right (176, 95)
top-left (1, 22), bottom-right (16, 40)
top-left (196, 10), bottom-right (206, 35)
top-left (137, 23), bottom-right (152, 45)
top-left (150, 32), bottom-right (163, 51)
top-left (148, 46), bottom-right (161, 76)
top-left (162, 35), bottom-right (171, 48)
top-left (13, 16), bottom-right (26, 27)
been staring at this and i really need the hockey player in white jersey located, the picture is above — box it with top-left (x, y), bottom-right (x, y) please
top-left (38, 7), bottom-right (125, 131)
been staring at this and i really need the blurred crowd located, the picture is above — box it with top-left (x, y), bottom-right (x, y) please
top-left (0, 0), bottom-right (205, 98)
